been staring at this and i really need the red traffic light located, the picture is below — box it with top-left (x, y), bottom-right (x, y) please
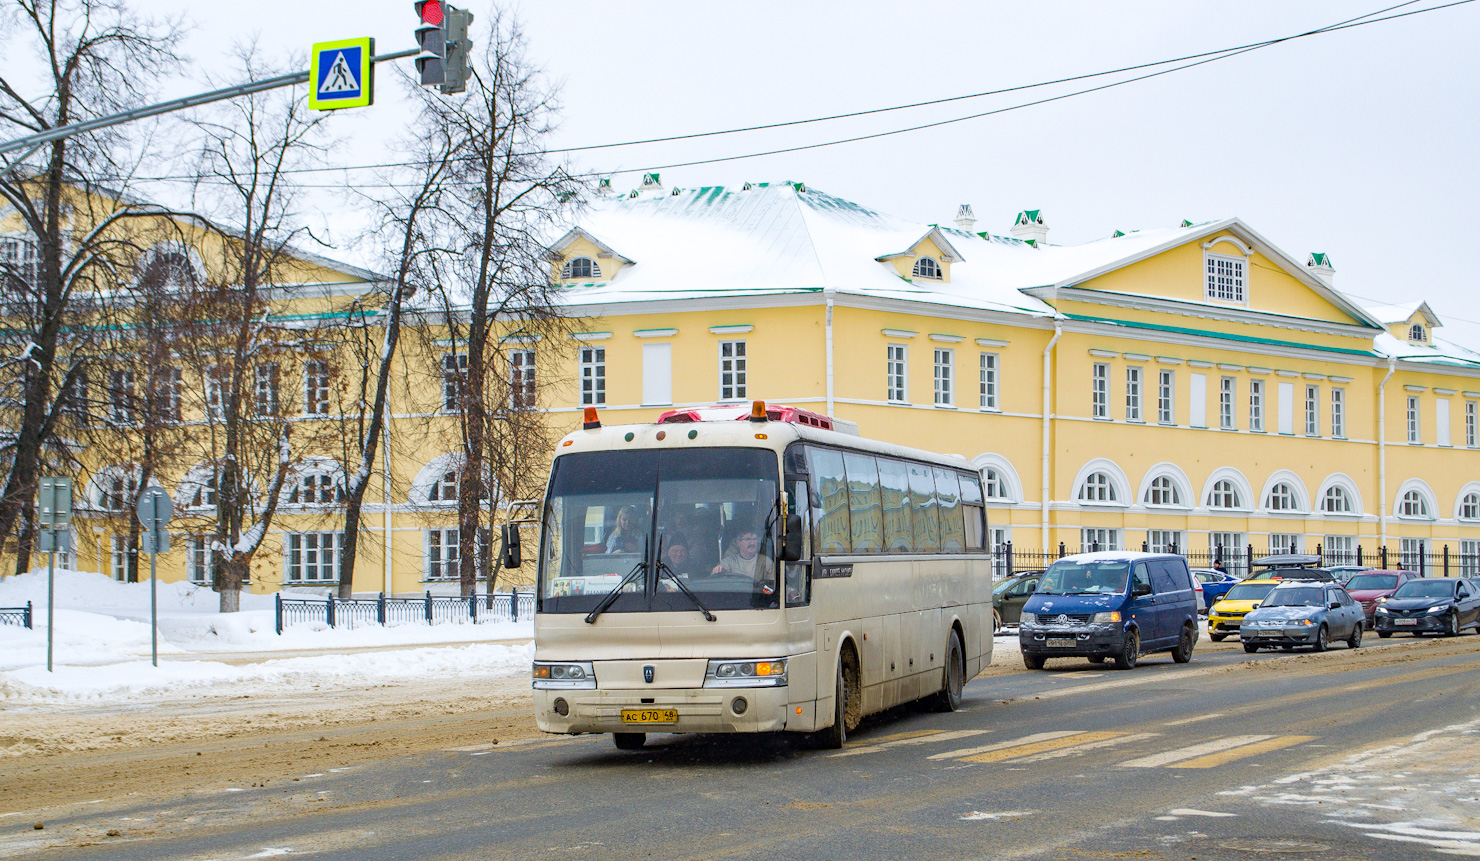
top-left (418, 0), bottom-right (444, 25)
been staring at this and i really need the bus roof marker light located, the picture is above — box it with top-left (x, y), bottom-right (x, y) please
top-left (624, 432), bottom-right (634, 442)
top-left (749, 400), bottom-right (768, 422)
top-left (582, 407), bottom-right (601, 430)
top-left (687, 430), bottom-right (698, 440)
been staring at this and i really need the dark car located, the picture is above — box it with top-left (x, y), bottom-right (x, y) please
top-left (1193, 568), bottom-right (1240, 607)
top-left (1249, 554), bottom-right (1335, 582)
top-left (1373, 577), bottom-right (1480, 638)
top-left (992, 571), bottom-right (1043, 630)
top-left (1240, 580), bottom-right (1364, 652)
top-left (1342, 570), bottom-right (1419, 628)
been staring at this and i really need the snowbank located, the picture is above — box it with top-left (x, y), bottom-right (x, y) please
top-left (0, 569), bottom-right (534, 704)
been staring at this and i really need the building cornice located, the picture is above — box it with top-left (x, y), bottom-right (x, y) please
top-left (1024, 285), bottom-right (1378, 341)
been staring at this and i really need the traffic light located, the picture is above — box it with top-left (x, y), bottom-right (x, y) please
top-left (414, 1), bottom-right (474, 94)
top-left (414, 0), bottom-right (447, 87)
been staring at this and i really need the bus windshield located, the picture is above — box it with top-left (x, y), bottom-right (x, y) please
top-left (539, 448), bottom-right (781, 614)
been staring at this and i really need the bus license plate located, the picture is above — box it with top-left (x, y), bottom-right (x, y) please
top-left (1395, 619), bottom-right (1418, 626)
top-left (621, 708), bottom-right (678, 724)
top-left (1046, 638), bottom-right (1076, 649)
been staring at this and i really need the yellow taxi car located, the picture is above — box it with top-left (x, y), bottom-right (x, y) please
top-left (1207, 579), bottom-right (1283, 642)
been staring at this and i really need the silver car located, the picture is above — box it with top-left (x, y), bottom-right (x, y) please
top-left (1239, 580), bottom-right (1364, 652)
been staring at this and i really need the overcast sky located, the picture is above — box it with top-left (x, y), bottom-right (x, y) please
top-left (80, 1), bottom-right (1480, 344)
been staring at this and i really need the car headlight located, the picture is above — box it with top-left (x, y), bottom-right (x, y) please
top-left (1428, 605), bottom-right (1449, 614)
top-left (1376, 595), bottom-right (1388, 603)
top-left (1092, 611), bottom-right (1121, 623)
top-left (532, 661), bottom-right (597, 690)
top-left (705, 658), bottom-right (788, 688)
top-left (1020, 612), bottom-right (1037, 625)
top-left (1375, 606), bottom-right (1390, 615)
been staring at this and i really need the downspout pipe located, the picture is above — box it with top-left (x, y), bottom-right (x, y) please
top-left (824, 289), bottom-right (836, 416)
top-left (1378, 356), bottom-right (1396, 548)
top-left (1042, 320), bottom-right (1063, 550)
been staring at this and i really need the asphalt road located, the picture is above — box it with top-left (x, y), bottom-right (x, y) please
top-left (10, 634), bottom-right (1480, 860)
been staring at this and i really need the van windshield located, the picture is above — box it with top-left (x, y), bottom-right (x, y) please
top-left (1039, 561), bottom-right (1129, 595)
top-left (538, 448), bottom-right (781, 614)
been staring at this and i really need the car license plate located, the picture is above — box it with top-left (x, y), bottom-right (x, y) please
top-left (1046, 638), bottom-right (1076, 649)
top-left (1258, 630), bottom-right (1279, 637)
top-left (1395, 619), bottom-right (1418, 626)
top-left (621, 708), bottom-right (678, 724)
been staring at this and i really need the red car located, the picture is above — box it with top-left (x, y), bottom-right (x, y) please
top-left (1342, 570), bottom-right (1420, 628)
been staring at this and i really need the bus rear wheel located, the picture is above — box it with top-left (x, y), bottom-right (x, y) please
top-left (930, 629), bottom-right (965, 712)
top-left (613, 733), bottom-right (646, 750)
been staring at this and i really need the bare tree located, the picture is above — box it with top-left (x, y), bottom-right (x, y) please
top-left (0, 0), bottom-right (181, 574)
top-left (424, 13), bottom-right (581, 596)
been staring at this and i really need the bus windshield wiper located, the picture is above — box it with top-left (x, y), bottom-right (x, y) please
top-left (657, 553), bottom-right (717, 622)
top-left (585, 535), bottom-right (649, 624)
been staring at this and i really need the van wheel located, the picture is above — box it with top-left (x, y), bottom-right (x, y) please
top-left (1023, 652), bottom-right (1045, 670)
top-left (1209, 633), bottom-right (1226, 643)
top-left (814, 659), bottom-right (848, 750)
top-left (1087, 655), bottom-right (1105, 664)
top-left (930, 630), bottom-right (965, 712)
top-left (613, 733), bottom-right (646, 750)
top-left (1113, 630), bottom-right (1139, 670)
top-left (1171, 623), bottom-right (1195, 663)
top-left (1377, 630), bottom-right (1392, 639)
top-left (992, 610), bottom-right (1002, 634)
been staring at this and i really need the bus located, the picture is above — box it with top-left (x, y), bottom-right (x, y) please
top-left (526, 401), bottom-right (993, 750)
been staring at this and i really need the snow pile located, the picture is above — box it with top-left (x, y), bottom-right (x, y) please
top-left (0, 569), bottom-right (534, 703)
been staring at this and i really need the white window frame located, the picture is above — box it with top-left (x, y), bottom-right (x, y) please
top-left (108, 368), bottom-right (135, 424)
top-left (1400, 490), bottom-right (1430, 519)
top-left (1459, 493), bottom-right (1480, 521)
top-left (1321, 486), bottom-right (1352, 514)
top-left (285, 531), bottom-right (341, 583)
top-left (289, 471), bottom-right (344, 505)
top-left (1400, 537), bottom-right (1428, 571)
top-left (718, 340), bottom-right (746, 401)
top-left (425, 527), bottom-right (460, 581)
top-left (561, 256), bottom-right (601, 281)
top-left (1266, 483), bottom-right (1298, 512)
top-left (1208, 480), bottom-right (1241, 510)
top-left (1304, 384), bottom-right (1320, 437)
top-left (441, 353), bottom-right (467, 413)
top-left (1091, 362), bottom-right (1108, 419)
top-left (1249, 379), bottom-right (1265, 432)
top-left (934, 348), bottom-right (954, 407)
top-left (912, 256), bottom-right (942, 280)
top-left (579, 346), bottom-right (606, 406)
top-left (887, 344), bottom-right (908, 403)
top-left (304, 359), bottom-right (330, 416)
top-left (1331, 388), bottom-right (1346, 439)
top-left (978, 352), bottom-right (998, 411)
top-left (510, 348), bottom-right (537, 410)
top-left (1269, 533), bottom-right (1302, 554)
top-left (152, 366), bottom-right (182, 423)
top-left (1080, 527), bottom-right (1121, 551)
top-left (1146, 475), bottom-right (1180, 507)
top-left (1204, 252), bottom-right (1246, 303)
top-left (1146, 529), bottom-right (1184, 554)
top-left (1407, 395), bottom-right (1420, 444)
top-left (1460, 539), bottom-right (1480, 577)
top-left (254, 363), bottom-right (280, 416)
top-left (110, 534), bottom-right (133, 582)
top-left (1467, 401), bottom-right (1478, 448)
top-left (1219, 376), bottom-right (1235, 430)
top-left (1157, 370), bottom-right (1174, 425)
top-left (1125, 366), bottom-right (1142, 421)
top-left (188, 534), bottom-right (216, 585)
top-left (1324, 534), bottom-right (1354, 563)
top-left (1078, 472), bottom-right (1117, 503)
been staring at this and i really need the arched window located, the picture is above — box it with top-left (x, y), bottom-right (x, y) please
top-left (1321, 486), bottom-right (1352, 513)
top-left (1461, 492), bottom-right (1480, 520)
top-left (428, 470), bottom-right (459, 503)
top-left (1266, 483), bottom-right (1299, 512)
top-left (288, 471), bottom-right (344, 504)
top-left (100, 473), bottom-right (139, 511)
top-left (1208, 479), bottom-right (1241, 509)
top-left (1078, 472), bottom-right (1117, 502)
top-left (1409, 324), bottom-right (1426, 342)
top-left (1145, 476), bottom-right (1181, 506)
top-left (190, 475), bottom-right (217, 508)
top-left (912, 256), bottom-right (942, 280)
top-left (560, 257), bottom-right (601, 280)
top-left (982, 468), bottom-right (1005, 500)
top-left (138, 247), bottom-right (197, 290)
top-left (1400, 490), bottom-right (1430, 518)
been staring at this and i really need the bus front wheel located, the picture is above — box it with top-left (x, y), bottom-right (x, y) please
top-left (613, 733), bottom-right (646, 750)
top-left (815, 659), bottom-right (848, 750)
top-left (930, 629), bottom-right (965, 712)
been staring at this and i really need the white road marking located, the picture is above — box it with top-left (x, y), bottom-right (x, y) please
top-left (960, 810), bottom-right (1036, 821)
top-left (1119, 735), bottom-right (1273, 768)
top-left (1011, 732), bottom-right (1160, 763)
top-left (928, 731), bottom-right (1082, 761)
top-left (831, 729), bottom-right (991, 757)
top-left (1167, 808), bottom-right (1238, 818)
top-left (1164, 713), bottom-right (1224, 726)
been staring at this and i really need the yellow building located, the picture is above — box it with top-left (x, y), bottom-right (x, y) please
top-left (17, 178), bottom-right (1480, 595)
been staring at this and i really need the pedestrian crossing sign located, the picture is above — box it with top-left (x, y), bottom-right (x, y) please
top-left (309, 37), bottom-right (375, 110)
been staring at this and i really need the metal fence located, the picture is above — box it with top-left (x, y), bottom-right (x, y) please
top-left (0, 602), bottom-right (32, 630)
top-left (991, 542), bottom-right (1480, 580)
top-left (275, 591), bottom-right (537, 635)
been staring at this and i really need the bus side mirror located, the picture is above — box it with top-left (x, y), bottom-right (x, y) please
top-left (780, 514), bottom-right (804, 562)
top-left (501, 523), bottom-right (522, 569)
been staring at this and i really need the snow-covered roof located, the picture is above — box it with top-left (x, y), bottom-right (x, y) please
top-left (1365, 301), bottom-right (1441, 327)
top-left (1373, 332), bottom-right (1480, 368)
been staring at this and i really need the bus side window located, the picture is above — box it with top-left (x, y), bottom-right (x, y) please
top-left (806, 447), bottom-right (851, 554)
top-left (958, 470), bottom-right (986, 551)
top-left (843, 453), bottom-right (883, 553)
top-left (877, 457), bottom-right (913, 552)
top-left (908, 462), bottom-right (941, 552)
top-left (934, 467), bottom-right (964, 552)
top-left (787, 479), bottom-right (812, 606)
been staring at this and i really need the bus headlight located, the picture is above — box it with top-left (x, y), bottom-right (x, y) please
top-left (532, 661), bottom-right (597, 690)
top-left (705, 658), bottom-right (788, 688)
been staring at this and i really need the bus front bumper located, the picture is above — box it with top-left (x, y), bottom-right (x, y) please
top-left (535, 687), bottom-right (804, 735)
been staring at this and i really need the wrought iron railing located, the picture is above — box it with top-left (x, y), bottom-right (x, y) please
top-left (0, 602), bottom-right (32, 629)
top-left (990, 541), bottom-right (1480, 580)
top-left (275, 591), bottom-right (536, 634)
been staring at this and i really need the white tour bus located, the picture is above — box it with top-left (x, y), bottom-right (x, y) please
top-left (527, 402), bottom-right (993, 750)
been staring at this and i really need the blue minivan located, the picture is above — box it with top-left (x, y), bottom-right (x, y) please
top-left (1019, 552), bottom-right (1199, 670)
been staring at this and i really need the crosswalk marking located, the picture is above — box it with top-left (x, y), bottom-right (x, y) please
top-left (1168, 735), bottom-right (1316, 769)
top-left (1119, 735), bottom-right (1274, 768)
top-left (959, 731), bottom-right (1127, 764)
top-left (1011, 732), bottom-right (1161, 763)
top-left (832, 729), bottom-right (991, 758)
top-left (1164, 713), bottom-right (1224, 726)
top-left (928, 731), bottom-right (1083, 761)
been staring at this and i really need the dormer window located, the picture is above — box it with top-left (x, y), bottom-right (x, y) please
top-left (1205, 253), bottom-right (1245, 303)
top-left (1410, 324), bottom-right (1426, 342)
top-left (561, 257), bottom-right (601, 281)
top-left (913, 256), bottom-right (942, 281)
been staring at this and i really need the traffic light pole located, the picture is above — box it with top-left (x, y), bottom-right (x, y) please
top-left (0, 47), bottom-right (417, 162)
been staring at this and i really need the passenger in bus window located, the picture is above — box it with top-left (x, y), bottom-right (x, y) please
top-left (605, 505), bottom-right (645, 553)
top-left (713, 527), bottom-right (776, 587)
top-left (662, 540), bottom-right (698, 578)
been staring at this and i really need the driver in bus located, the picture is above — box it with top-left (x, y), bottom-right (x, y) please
top-left (712, 527), bottom-right (776, 591)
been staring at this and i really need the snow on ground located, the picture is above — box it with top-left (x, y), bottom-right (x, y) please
top-left (0, 569), bottom-right (533, 705)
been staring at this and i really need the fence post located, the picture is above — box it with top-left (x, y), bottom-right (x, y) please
top-left (378, 592), bottom-right (386, 625)
top-left (424, 590), bottom-right (433, 623)
top-left (24, 600), bottom-right (32, 630)
top-left (275, 593), bottom-right (282, 635)
top-left (1444, 544), bottom-right (1450, 576)
top-left (1358, 545), bottom-right (1364, 568)
top-left (1381, 546), bottom-right (1388, 570)
top-left (1057, 542), bottom-right (1065, 558)
top-left (512, 589), bottom-right (520, 622)
top-left (470, 591), bottom-right (477, 622)
top-left (1316, 543), bottom-right (1323, 564)
top-left (1005, 540), bottom-right (1014, 579)
top-left (326, 594), bottom-right (336, 629)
